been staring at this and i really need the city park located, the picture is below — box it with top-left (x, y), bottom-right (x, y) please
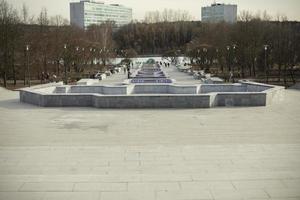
top-left (1, 0), bottom-right (300, 89)
top-left (0, 0), bottom-right (300, 199)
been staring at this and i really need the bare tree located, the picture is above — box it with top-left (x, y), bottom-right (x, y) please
top-left (144, 9), bottom-right (193, 23)
top-left (21, 3), bottom-right (28, 24)
top-left (86, 21), bottom-right (115, 68)
top-left (0, 0), bottom-right (20, 87)
top-left (50, 15), bottom-right (68, 26)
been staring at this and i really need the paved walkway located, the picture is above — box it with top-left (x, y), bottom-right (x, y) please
top-left (99, 64), bottom-right (200, 85)
top-left (98, 72), bottom-right (127, 85)
top-left (163, 65), bottom-right (200, 84)
top-left (0, 67), bottom-right (300, 199)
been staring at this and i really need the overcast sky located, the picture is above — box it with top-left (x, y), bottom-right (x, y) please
top-left (9, 0), bottom-right (300, 21)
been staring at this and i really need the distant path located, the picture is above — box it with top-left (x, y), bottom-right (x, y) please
top-left (99, 63), bottom-right (200, 85)
top-left (163, 65), bottom-right (200, 85)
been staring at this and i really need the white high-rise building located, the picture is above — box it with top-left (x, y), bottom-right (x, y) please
top-left (70, 0), bottom-right (132, 29)
top-left (201, 3), bottom-right (237, 23)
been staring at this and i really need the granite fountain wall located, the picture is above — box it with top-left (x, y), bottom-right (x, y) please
top-left (19, 81), bottom-right (285, 108)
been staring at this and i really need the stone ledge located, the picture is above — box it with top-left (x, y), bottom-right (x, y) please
top-left (19, 82), bottom-right (285, 108)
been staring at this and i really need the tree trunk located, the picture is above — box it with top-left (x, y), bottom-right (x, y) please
top-left (43, 55), bottom-right (47, 73)
top-left (56, 60), bottom-right (60, 76)
top-left (12, 63), bottom-right (16, 86)
top-left (252, 59), bottom-right (256, 77)
top-left (24, 50), bottom-right (26, 85)
top-left (283, 64), bottom-right (287, 87)
top-left (3, 72), bottom-right (7, 88)
top-left (278, 64), bottom-right (281, 82)
top-left (241, 65), bottom-right (245, 78)
top-left (12, 50), bottom-right (16, 86)
top-left (289, 66), bottom-right (296, 84)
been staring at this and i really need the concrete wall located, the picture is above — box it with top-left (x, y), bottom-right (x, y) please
top-left (168, 85), bottom-right (198, 94)
top-left (35, 87), bottom-right (57, 94)
top-left (133, 85), bottom-right (198, 94)
top-left (93, 95), bottom-right (211, 108)
top-left (56, 83), bottom-right (272, 95)
top-left (215, 93), bottom-right (267, 107)
top-left (133, 85), bottom-right (168, 94)
top-left (19, 82), bottom-right (285, 108)
top-left (20, 82), bottom-right (63, 106)
top-left (20, 90), bottom-right (44, 106)
top-left (56, 86), bottom-right (128, 95)
top-left (43, 94), bottom-right (93, 107)
top-left (21, 91), bottom-right (211, 108)
top-left (200, 84), bottom-right (247, 93)
top-left (69, 86), bottom-right (103, 94)
top-left (242, 82), bottom-right (273, 92)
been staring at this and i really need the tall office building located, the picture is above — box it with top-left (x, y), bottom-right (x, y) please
top-left (70, 0), bottom-right (132, 29)
top-left (201, 3), bottom-right (237, 23)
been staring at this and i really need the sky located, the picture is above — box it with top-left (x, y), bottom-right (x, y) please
top-left (9, 0), bottom-right (300, 21)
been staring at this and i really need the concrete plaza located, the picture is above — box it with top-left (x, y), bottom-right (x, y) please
top-left (0, 65), bottom-right (300, 200)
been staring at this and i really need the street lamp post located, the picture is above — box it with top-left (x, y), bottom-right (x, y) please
top-left (26, 45), bottom-right (31, 87)
top-left (90, 48), bottom-right (93, 67)
top-left (232, 44), bottom-right (237, 73)
top-left (64, 44), bottom-right (67, 84)
top-left (99, 49), bottom-right (102, 68)
top-left (226, 46), bottom-right (231, 72)
top-left (264, 45), bottom-right (269, 83)
top-left (76, 46), bottom-right (79, 73)
top-left (82, 48), bottom-right (85, 68)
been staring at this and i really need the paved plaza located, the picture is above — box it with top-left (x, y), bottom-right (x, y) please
top-left (0, 65), bottom-right (300, 200)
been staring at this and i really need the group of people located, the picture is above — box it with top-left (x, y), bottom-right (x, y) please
top-left (159, 61), bottom-right (171, 68)
top-left (41, 72), bottom-right (57, 83)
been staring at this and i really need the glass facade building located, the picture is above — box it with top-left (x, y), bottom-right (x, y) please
top-left (70, 0), bottom-right (132, 29)
top-left (201, 3), bottom-right (237, 23)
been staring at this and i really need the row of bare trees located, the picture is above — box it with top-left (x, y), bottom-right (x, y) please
top-left (115, 12), bottom-right (300, 85)
top-left (144, 9), bottom-right (194, 23)
top-left (0, 0), bottom-right (127, 87)
top-left (1, 0), bottom-right (300, 87)
top-left (183, 18), bottom-right (300, 84)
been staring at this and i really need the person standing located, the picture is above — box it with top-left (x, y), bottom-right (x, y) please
top-left (127, 65), bottom-right (131, 79)
top-left (229, 71), bottom-right (234, 83)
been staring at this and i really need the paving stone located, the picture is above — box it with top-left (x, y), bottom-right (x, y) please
top-left (128, 182), bottom-right (180, 191)
top-left (156, 189), bottom-right (212, 200)
top-left (232, 180), bottom-right (286, 189)
top-left (0, 192), bottom-right (45, 200)
top-left (0, 182), bottom-right (23, 192)
top-left (140, 174), bottom-right (192, 182)
top-left (265, 188), bottom-right (300, 198)
top-left (101, 191), bottom-right (155, 200)
top-left (211, 189), bottom-right (269, 200)
top-left (20, 182), bottom-right (74, 192)
top-left (180, 181), bottom-right (235, 190)
top-left (43, 192), bottom-right (100, 200)
top-left (73, 182), bottom-right (127, 191)
top-left (281, 179), bottom-right (300, 188)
